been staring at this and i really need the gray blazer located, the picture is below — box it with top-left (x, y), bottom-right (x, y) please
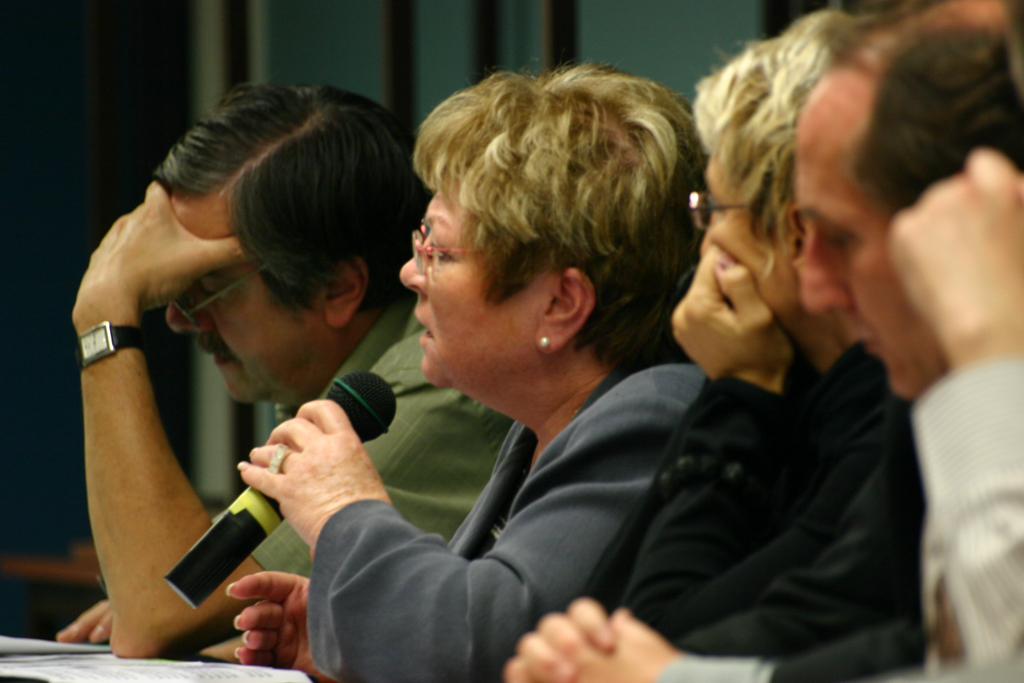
top-left (308, 363), bottom-right (706, 683)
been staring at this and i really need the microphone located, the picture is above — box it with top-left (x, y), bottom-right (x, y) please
top-left (164, 371), bottom-right (397, 608)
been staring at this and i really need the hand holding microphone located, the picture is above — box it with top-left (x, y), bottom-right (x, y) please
top-left (165, 371), bottom-right (396, 608)
top-left (240, 394), bottom-right (397, 548)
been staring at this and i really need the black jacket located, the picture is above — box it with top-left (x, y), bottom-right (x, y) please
top-left (678, 395), bottom-right (927, 683)
top-left (587, 344), bottom-right (889, 638)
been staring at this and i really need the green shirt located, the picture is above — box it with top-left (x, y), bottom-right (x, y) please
top-left (252, 295), bottom-right (512, 575)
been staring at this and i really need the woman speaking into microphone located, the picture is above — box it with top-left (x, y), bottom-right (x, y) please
top-left (228, 64), bottom-right (707, 683)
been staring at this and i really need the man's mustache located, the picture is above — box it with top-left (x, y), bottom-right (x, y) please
top-left (197, 331), bottom-right (238, 362)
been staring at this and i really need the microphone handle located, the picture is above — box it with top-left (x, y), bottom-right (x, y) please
top-left (164, 488), bottom-right (281, 609)
top-left (164, 370), bottom-right (396, 609)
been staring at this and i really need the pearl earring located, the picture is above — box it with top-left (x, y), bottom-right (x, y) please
top-left (539, 337), bottom-right (551, 349)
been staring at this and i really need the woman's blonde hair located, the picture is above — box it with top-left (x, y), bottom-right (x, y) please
top-left (695, 8), bottom-right (853, 246)
top-left (415, 63), bottom-right (705, 368)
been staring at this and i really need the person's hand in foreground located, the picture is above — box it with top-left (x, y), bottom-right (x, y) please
top-left (240, 399), bottom-right (392, 549)
top-left (229, 572), bottom-right (337, 681)
top-left (673, 243), bottom-right (794, 393)
top-left (890, 148), bottom-right (1024, 369)
top-left (73, 181), bottom-right (244, 331)
top-left (56, 599), bottom-right (112, 644)
top-left (504, 598), bottom-right (681, 683)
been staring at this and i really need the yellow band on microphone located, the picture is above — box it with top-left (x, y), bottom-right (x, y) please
top-left (229, 488), bottom-right (281, 536)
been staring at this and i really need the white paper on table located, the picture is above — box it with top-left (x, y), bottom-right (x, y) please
top-left (0, 636), bottom-right (109, 656)
top-left (0, 653), bottom-right (313, 682)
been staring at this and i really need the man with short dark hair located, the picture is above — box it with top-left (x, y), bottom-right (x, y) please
top-left (66, 84), bottom-right (510, 658)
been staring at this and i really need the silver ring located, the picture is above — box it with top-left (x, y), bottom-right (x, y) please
top-left (268, 444), bottom-right (291, 474)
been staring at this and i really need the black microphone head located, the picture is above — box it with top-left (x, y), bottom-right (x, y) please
top-left (327, 371), bottom-right (397, 442)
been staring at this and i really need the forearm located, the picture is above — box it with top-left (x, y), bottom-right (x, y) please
top-left (81, 351), bottom-right (254, 656)
top-left (913, 358), bottom-right (1024, 662)
top-left (309, 364), bottom-right (704, 683)
top-left (625, 482), bottom-right (772, 633)
top-left (767, 618), bottom-right (924, 683)
top-left (676, 460), bottom-right (902, 659)
top-left (644, 350), bottom-right (887, 637)
top-left (622, 378), bottom-right (790, 632)
top-left (309, 503), bottom-right (476, 682)
top-left (308, 496), bottom-right (656, 683)
top-left (72, 182), bottom-right (254, 655)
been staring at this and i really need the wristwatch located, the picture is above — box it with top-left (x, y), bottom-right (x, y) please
top-left (76, 322), bottom-right (144, 369)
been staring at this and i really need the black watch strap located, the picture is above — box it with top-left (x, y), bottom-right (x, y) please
top-left (76, 323), bottom-right (145, 369)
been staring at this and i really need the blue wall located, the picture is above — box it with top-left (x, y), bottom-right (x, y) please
top-left (264, 0), bottom-right (761, 126)
top-left (0, 1), bottom-right (92, 636)
top-left (264, 1), bottom-right (383, 103)
top-left (414, 0), bottom-right (474, 125)
top-left (578, 0), bottom-right (760, 99)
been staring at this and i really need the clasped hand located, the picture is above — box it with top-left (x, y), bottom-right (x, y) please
top-left (504, 598), bottom-right (681, 683)
top-left (672, 244), bottom-right (793, 393)
top-left (889, 148), bottom-right (1024, 368)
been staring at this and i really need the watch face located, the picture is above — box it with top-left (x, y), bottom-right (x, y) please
top-left (81, 325), bottom-right (112, 360)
